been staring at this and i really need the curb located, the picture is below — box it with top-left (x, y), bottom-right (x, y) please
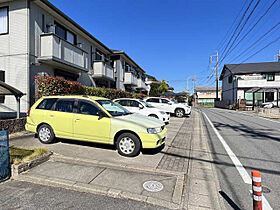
top-left (51, 153), bottom-right (185, 177)
top-left (11, 152), bottom-right (53, 177)
top-left (9, 131), bottom-right (34, 140)
top-left (15, 170), bottom-right (181, 209)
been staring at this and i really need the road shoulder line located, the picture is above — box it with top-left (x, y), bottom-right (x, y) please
top-left (202, 111), bottom-right (273, 210)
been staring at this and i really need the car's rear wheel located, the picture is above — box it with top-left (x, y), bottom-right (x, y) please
top-left (38, 124), bottom-right (55, 144)
top-left (175, 108), bottom-right (185, 118)
top-left (116, 133), bottom-right (141, 157)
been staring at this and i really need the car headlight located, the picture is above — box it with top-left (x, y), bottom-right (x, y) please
top-left (160, 111), bottom-right (166, 115)
top-left (147, 127), bottom-right (162, 134)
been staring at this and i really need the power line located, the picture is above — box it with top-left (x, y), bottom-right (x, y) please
top-left (219, 0), bottom-right (262, 64)
top-left (219, 0), bottom-right (255, 60)
top-left (228, 20), bottom-right (280, 63)
top-left (216, 0), bottom-right (249, 51)
top-left (219, 0), bottom-right (277, 64)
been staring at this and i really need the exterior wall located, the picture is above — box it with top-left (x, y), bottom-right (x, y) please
top-left (196, 91), bottom-right (221, 99)
top-left (221, 69), bottom-right (237, 105)
top-left (114, 58), bottom-right (125, 91)
top-left (0, 0), bottom-right (29, 116)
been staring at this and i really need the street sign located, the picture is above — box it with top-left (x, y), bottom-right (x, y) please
top-left (0, 130), bottom-right (10, 182)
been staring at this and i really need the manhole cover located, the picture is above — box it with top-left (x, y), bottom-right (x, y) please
top-left (262, 186), bottom-right (271, 193)
top-left (143, 181), bottom-right (164, 192)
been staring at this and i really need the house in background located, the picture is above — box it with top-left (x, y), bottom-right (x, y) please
top-left (194, 87), bottom-right (222, 106)
top-left (220, 62), bottom-right (280, 107)
top-left (0, 0), bottom-right (152, 117)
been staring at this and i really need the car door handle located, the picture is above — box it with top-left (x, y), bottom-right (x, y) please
top-left (75, 119), bottom-right (80, 122)
top-left (50, 115), bottom-right (54, 117)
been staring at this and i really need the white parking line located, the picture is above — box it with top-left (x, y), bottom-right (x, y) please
top-left (203, 112), bottom-right (273, 210)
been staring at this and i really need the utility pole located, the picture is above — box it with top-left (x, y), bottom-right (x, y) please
top-left (216, 51), bottom-right (219, 101)
top-left (192, 77), bottom-right (196, 92)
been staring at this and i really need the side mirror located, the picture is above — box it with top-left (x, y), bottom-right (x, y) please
top-left (168, 102), bottom-right (172, 105)
top-left (97, 111), bottom-right (106, 119)
top-left (139, 104), bottom-right (144, 109)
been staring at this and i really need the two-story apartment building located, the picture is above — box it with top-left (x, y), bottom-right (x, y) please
top-left (0, 0), bottom-right (150, 117)
top-left (194, 87), bottom-right (222, 106)
top-left (111, 50), bottom-right (148, 93)
top-left (220, 62), bottom-right (280, 106)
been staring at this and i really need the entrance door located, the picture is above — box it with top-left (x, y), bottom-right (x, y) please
top-left (265, 92), bottom-right (274, 102)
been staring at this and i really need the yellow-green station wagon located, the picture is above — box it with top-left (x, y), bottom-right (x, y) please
top-left (25, 95), bottom-right (166, 157)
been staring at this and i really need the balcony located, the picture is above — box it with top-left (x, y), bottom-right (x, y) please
top-left (92, 61), bottom-right (114, 81)
top-left (237, 78), bottom-right (280, 88)
top-left (38, 33), bottom-right (89, 72)
top-left (137, 78), bottom-right (147, 90)
top-left (124, 72), bottom-right (137, 86)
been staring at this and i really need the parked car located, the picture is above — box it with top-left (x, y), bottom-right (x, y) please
top-left (261, 101), bottom-right (280, 108)
top-left (25, 95), bottom-right (166, 157)
top-left (113, 98), bottom-right (170, 124)
top-left (144, 97), bottom-right (191, 118)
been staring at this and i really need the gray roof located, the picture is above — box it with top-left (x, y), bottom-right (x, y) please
top-left (220, 62), bottom-right (280, 80)
top-left (195, 87), bottom-right (221, 92)
top-left (0, 81), bottom-right (24, 97)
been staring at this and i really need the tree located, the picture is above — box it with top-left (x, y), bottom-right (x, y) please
top-left (158, 79), bottom-right (169, 94)
top-left (149, 82), bottom-right (160, 97)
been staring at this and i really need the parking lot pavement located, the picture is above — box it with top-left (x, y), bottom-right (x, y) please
top-left (10, 117), bottom-right (185, 170)
top-left (11, 112), bottom-right (224, 209)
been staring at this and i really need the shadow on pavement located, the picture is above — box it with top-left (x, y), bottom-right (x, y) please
top-left (57, 138), bottom-right (165, 155)
top-left (219, 191), bottom-right (241, 210)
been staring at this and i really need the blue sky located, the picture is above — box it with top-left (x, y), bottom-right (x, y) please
top-left (50, 0), bottom-right (280, 93)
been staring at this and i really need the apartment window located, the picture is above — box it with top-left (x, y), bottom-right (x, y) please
top-left (0, 7), bottom-right (8, 34)
top-left (95, 49), bottom-right (104, 61)
top-left (0, 70), bottom-right (5, 103)
top-left (262, 73), bottom-right (275, 81)
top-left (42, 14), bottom-right (45, 33)
top-left (54, 22), bottom-right (76, 45)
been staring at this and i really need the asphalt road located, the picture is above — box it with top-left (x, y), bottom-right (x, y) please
top-left (0, 180), bottom-right (166, 210)
top-left (200, 108), bottom-right (280, 210)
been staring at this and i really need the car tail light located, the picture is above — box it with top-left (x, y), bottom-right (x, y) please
top-left (27, 109), bottom-right (31, 117)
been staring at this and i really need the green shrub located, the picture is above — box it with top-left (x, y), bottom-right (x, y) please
top-left (35, 76), bottom-right (145, 100)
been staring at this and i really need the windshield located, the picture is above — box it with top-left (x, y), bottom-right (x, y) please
top-left (96, 100), bottom-right (131, 116)
top-left (140, 100), bottom-right (154, 108)
top-left (171, 99), bottom-right (178, 104)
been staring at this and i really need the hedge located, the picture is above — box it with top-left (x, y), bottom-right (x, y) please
top-left (35, 76), bottom-right (146, 100)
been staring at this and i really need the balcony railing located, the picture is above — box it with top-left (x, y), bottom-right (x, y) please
top-left (39, 33), bottom-right (88, 71)
top-left (124, 72), bottom-right (137, 86)
top-left (92, 61), bottom-right (114, 80)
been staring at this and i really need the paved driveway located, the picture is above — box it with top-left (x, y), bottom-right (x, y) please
top-left (10, 112), bottom-right (223, 209)
top-left (10, 117), bottom-right (184, 170)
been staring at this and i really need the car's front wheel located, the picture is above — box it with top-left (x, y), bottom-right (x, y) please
top-left (116, 133), bottom-right (141, 157)
top-left (38, 124), bottom-right (55, 144)
top-left (175, 108), bottom-right (185, 118)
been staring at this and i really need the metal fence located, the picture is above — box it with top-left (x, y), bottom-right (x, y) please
top-left (0, 130), bottom-right (10, 182)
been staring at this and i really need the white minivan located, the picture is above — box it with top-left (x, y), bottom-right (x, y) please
top-left (113, 98), bottom-right (170, 124)
top-left (144, 97), bottom-right (191, 118)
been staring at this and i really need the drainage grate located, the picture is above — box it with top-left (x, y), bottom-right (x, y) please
top-left (143, 181), bottom-right (164, 192)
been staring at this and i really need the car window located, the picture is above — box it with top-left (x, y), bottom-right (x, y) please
top-left (96, 100), bottom-right (131, 116)
top-left (147, 98), bottom-right (160, 103)
top-left (54, 100), bottom-right (74, 113)
top-left (118, 100), bottom-right (128, 106)
top-left (78, 101), bottom-right (99, 116)
top-left (36, 98), bottom-right (57, 110)
top-left (128, 100), bottom-right (140, 107)
top-left (161, 99), bottom-right (170, 104)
